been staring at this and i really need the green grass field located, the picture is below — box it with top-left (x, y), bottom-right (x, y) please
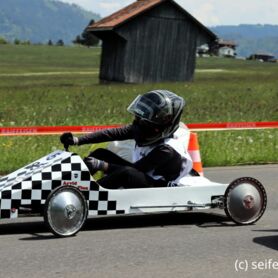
top-left (0, 44), bottom-right (277, 174)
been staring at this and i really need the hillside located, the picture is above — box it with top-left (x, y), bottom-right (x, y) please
top-left (0, 1), bottom-right (277, 56)
top-left (211, 24), bottom-right (278, 57)
top-left (0, 0), bottom-right (100, 44)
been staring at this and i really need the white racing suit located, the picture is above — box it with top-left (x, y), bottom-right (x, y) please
top-left (132, 128), bottom-right (193, 186)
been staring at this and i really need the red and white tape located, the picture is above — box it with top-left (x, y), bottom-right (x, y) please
top-left (0, 122), bottom-right (277, 136)
top-left (0, 125), bottom-right (120, 136)
top-left (188, 121), bottom-right (278, 131)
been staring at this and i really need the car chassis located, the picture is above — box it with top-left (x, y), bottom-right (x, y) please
top-left (0, 149), bottom-right (267, 237)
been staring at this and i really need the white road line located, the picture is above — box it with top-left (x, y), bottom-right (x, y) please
top-left (196, 69), bottom-right (228, 72)
top-left (0, 71), bottom-right (99, 77)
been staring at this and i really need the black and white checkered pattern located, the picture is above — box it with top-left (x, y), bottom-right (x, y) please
top-left (0, 151), bottom-right (126, 219)
top-left (87, 181), bottom-right (125, 216)
top-left (0, 157), bottom-right (62, 190)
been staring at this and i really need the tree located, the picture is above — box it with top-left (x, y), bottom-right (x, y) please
top-left (14, 38), bottom-right (20, 45)
top-left (74, 19), bottom-right (99, 47)
top-left (56, 39), bottom-right (64, 46)
top-left (72, 35), bottom-right (82, 45)
top-left (0, 37), bottom-right (8, 44)
top-left (48, 39), bottom-right (53, 46)
top-left (81, 20), bottom-right (99, 47)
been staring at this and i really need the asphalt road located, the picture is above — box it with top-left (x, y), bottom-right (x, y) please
top-left (0, 165), bottom-right (277, 278)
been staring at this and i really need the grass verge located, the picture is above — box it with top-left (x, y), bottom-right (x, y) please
top-left (0, 45), bottom-right (277, 174)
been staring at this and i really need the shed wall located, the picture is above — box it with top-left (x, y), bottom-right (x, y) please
top-left (98, 32), bottom-right (126, 82)
top-left (95, 1), bottom-right (216, 83)
top-left (117, 2), bottom-right (198, 82)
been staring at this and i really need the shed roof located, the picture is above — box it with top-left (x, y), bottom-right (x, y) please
top-left (89, 0), bottom-right (162, 30)
top-left (88, 0), bottom-right (217, 39)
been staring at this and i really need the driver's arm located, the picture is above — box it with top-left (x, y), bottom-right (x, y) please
top-left (77, 125), bottom-right (134, 145)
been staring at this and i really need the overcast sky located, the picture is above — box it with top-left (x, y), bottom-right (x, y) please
top-left (59, 0), bottom-right (278, 26)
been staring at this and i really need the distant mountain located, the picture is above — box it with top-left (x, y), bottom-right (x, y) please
top-left (0, 0), bottom-right (101, 44)
top-left (211, 24), bottom-right (278, 57)
top-left (1, 2), bottom-right (277, 57)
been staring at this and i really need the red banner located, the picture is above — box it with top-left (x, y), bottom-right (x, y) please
top-left (0, 122), bottom-right (277, 136)
top-left (187, 121), bottom-right (278, 130)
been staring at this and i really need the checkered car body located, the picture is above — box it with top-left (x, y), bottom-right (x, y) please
top-left (0, 150), bottom-right (125, 219)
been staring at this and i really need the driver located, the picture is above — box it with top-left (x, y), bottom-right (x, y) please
top-left (60, 90), bottom-right (193, 189)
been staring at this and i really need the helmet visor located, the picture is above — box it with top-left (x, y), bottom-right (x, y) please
top-left (127, 94), bottom-right (171, 125)
top-left (127, 95), bottom-right (153, 120)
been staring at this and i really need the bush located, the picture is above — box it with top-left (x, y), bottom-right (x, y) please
top-left (14, 38), bottom-right (21, 45)
top-left (0, 37), bottom-right (8, 44)
top-left (56, 39), bottom-right (64, 46)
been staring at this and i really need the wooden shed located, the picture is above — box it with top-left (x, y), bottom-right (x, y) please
top-left (87, 0), bottom-right (217, 83)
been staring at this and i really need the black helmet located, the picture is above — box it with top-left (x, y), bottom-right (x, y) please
top-left (128, 90), bottom-right (185, 146)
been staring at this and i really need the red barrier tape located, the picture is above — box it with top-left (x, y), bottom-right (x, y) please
top-left (188, 121), bottom-right (278, 130)
top-left (0, 125), bottom-right (120, 136)
top-left (0, 122), bottom-right (277, 136)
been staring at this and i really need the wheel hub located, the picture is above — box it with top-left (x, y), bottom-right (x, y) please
top-left (243, 195), bottom-right (255, 209)
top-left (65, 204), bottom-right (77, 219)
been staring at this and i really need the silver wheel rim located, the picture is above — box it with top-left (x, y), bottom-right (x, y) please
top-left (47, 188), bottom-right (87, 236)
top-left (225, 178), bottom-right (266, 224)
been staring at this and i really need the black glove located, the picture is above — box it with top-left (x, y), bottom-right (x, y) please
top-left (60, 132), bottom-right (78, 146)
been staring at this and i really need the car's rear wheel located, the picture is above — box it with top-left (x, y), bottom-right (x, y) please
top-left (224, 177), bottom-right (267, 225)
top-left (44, 186), bottom-right (88, 237)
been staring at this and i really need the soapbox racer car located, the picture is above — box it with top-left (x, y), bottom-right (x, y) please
top-left (0, 148), bottom-right (267, 237)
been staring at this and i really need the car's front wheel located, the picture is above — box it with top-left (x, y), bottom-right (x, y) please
top-left (44, 185), bottom-right (88, 237)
